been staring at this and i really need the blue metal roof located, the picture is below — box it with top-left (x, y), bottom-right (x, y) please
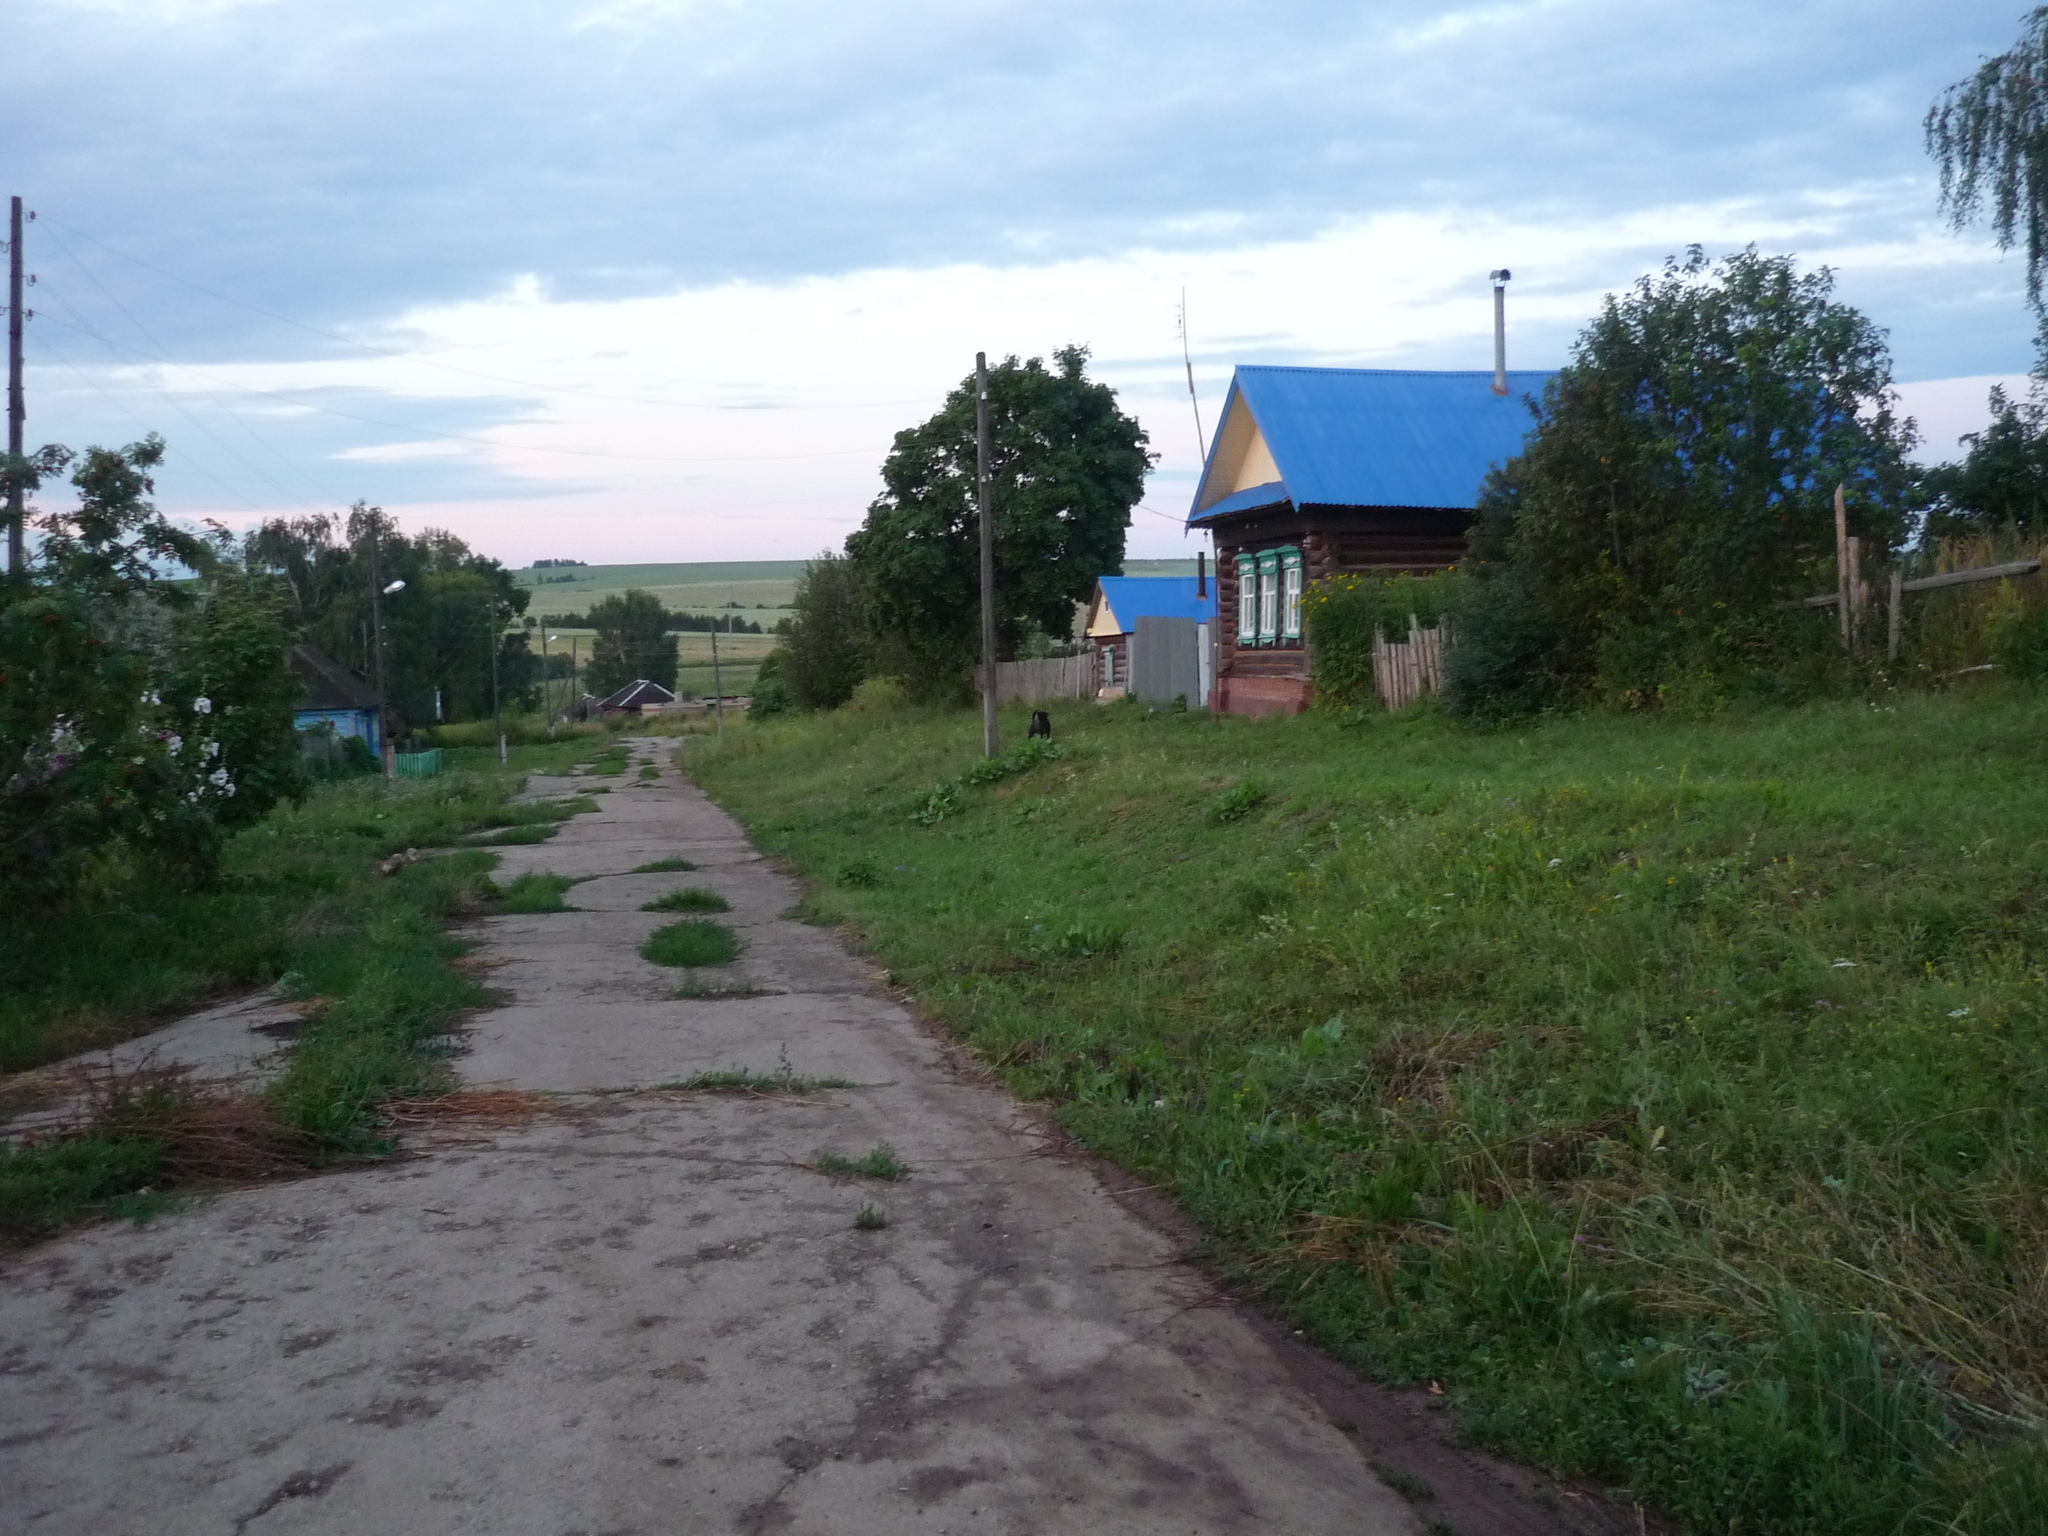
top-left (1093, 575), bottom-right (1218, 630)
top-left (1197, 480), bottom-right (1292, 521)
top-left (1189, 366), bottom-right (1555, 524)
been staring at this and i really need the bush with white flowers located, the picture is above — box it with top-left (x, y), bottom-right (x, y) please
top-left (1, 437), bottom-right (302, 897)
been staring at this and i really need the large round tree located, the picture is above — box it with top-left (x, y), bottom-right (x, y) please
top-left (1450, 248), bottom-right (1916, 714)
top-left (845, 345), bottom-right (1152, 696)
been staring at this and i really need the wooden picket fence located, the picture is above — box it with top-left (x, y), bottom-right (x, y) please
top-left (980, 653), bottom-right (1094, 704)
top-left (1372, 618), bottom-right (1449, 709)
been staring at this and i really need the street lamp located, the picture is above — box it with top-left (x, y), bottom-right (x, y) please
top-left (370, 567), bottom-right (405, 779)
top-left (549, 633), bottom-right (577, 735)
top-left (486, 600), bottom-right (509, 765)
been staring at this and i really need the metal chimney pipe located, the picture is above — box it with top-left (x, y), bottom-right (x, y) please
top-left (1489, 269), bottom-right (1511, 395)
top-left (1196, 549), bottom-right (1206, 599)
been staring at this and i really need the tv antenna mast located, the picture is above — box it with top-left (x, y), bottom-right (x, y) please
top-left (1178, 289), bottom-right (1205, 453)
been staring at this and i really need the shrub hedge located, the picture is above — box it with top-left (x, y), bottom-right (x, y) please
top-left (1302, 569), bottom-right (1465, 710)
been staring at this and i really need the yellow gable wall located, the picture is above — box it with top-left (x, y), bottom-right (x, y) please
top-left (1085, 593), bottom-right (1124, 638)
top-left (1199, 390), bottom-right (1283, 510)
top-left (1231, 422), bottom-right (1281, 492)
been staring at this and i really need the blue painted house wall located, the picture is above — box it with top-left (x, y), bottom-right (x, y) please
top-left (294, 705), bottom-right (382, 756)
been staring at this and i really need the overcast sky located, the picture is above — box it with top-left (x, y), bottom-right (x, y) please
top-left (4, 0), bottom-right (2036, 564)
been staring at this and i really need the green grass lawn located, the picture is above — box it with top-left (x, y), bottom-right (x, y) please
top-left (686, 686), bottom-right (2048, 1534)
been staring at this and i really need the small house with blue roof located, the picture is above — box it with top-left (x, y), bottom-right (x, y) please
top-left (1189, 365), bottom-right (1552, 714)
top-left (290, 643), bottom-right (383, 756)
top-left (1083, 573), bottom-right (1219, 695)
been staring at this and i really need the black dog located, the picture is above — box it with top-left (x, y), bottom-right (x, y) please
top-left (1027, 710), bottom-right (1052, 740)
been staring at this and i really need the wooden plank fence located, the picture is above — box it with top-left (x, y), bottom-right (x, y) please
top-left (979, 653), bottom-right (1094, 705)
top-left (1372, 616), bottom-right (1448, 709)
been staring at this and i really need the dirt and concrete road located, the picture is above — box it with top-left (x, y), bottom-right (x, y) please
top-left (0, 741), bottom-right (1589, 1535)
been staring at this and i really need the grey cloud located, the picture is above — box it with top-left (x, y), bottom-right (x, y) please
top-left (2, 0), bottom-right (2015, 353)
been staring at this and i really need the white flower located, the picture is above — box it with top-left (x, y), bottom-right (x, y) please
top-left (1547, 858), bottom-right (1562, 868)
top-left (208, 768), bottom-right (230, 787)
top-left (1949, 1008), bottom-right (1971, 1019)
top-left (192, 696), bottom-right (212, 715)
top-left (166, 734), bottom-right (183, 756)
top-left (224, 782), bottom-right (236, 796)
top-left (140, 689), bottom-right (161, 706)
top-left (203, 740), bottom-right (220, 759)
top-left (1831, 960), bottom-right (1856, 969)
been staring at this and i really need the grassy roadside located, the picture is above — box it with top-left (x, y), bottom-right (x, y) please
top-left (0, 736), bottom-right (604, 1244)
top-left (687, 689), bottom-right (2048, 1535)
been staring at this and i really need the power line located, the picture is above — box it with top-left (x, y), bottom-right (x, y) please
top-left (40, 214), bottom-right (944, 415)
top-left (29, 305), bottom-right (889, 467)
top-left (33, 299), bottom-right (328, 514)
top-left (34, 329), bottom-right (269, 513)
top-left (37, 225), bottom-right (344, 508)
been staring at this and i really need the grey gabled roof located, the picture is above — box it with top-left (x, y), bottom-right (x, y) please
top-left (598, 678), bottom-right (678, 710)
top-left (290, 644), bottom-right (381, 712)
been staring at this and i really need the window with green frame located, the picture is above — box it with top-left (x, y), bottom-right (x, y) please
top-left (1279, 546), bottom-right (1303, 642)
top-left (1256, 549), bottom-right (1280, 645)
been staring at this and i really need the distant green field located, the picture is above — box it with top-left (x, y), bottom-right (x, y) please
top-left (516, 558), bottom-right (1201, 621)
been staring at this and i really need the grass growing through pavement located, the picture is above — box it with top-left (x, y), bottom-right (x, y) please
top-left (658, 1064), bottom-right (853, 1094)
top-left (467, 823), bottom-right (558, 846)
top-left (492, 872), bottom-right (582, 913)
top-left (810, 1145), bottom-right (907, 1180)
top-left (639, 919), bottom-right (740, 968)
top-left (689, 688), bottom-right (2048, 1535)
top-left (1, 736), bottom-right (607, 1243)
top-left (633, 857), bottom-right (698, 873)
top-left (641, 887), bottom-right (730, 913)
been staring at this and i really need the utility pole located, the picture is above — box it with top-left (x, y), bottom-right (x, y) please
top-left (367, 528), bottom-right (396, 780)
top-left (710, 613), bottom-right (725, 736)
top-left (7, 197), bottom-right (26, 574)
top-left (489, 602), bottom-right (506, 764)
top-left (976, 351), bottom-right (999, 758)
top-left (541, 628), bottom-right (554, 738)
top-left (1489, 269), bottom-right (1512, 396)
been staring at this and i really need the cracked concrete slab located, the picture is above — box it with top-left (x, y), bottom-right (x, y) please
top-left (0, 737), bottom-right (1573, 1534)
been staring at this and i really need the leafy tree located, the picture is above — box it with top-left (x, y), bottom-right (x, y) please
top-left (845, 345), bottom-right (1152, 696)
top-left (1, 437), bottom-right (299, 897)
top-left (1917, 383), bottom-right (2048, 537)
top-left (243, 504), bottom-right (535, 727)
top-left (175, 569), bottom-right (309, 828)
top-left (747, 648), bottom-right (796, 721)
top-left (1448, 248), bottom-right (1915, 713)
top-left (1928, 10), bottom-right (2048, 332)
top-left (584, 588), bottom-right (677, 697)
top-left (783, 551), bottom-right (867, 710)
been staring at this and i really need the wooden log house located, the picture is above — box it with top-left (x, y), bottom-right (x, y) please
top-left (1188, 366), bottom-right (1553, 715)
top-left (1081, 574), bottom-right (1218, 696)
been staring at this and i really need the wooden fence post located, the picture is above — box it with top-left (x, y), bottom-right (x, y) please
top-left (1887, 568), bottom-right (1903, 663)
top-left (1834, 485), bottom-right (1851, 652)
